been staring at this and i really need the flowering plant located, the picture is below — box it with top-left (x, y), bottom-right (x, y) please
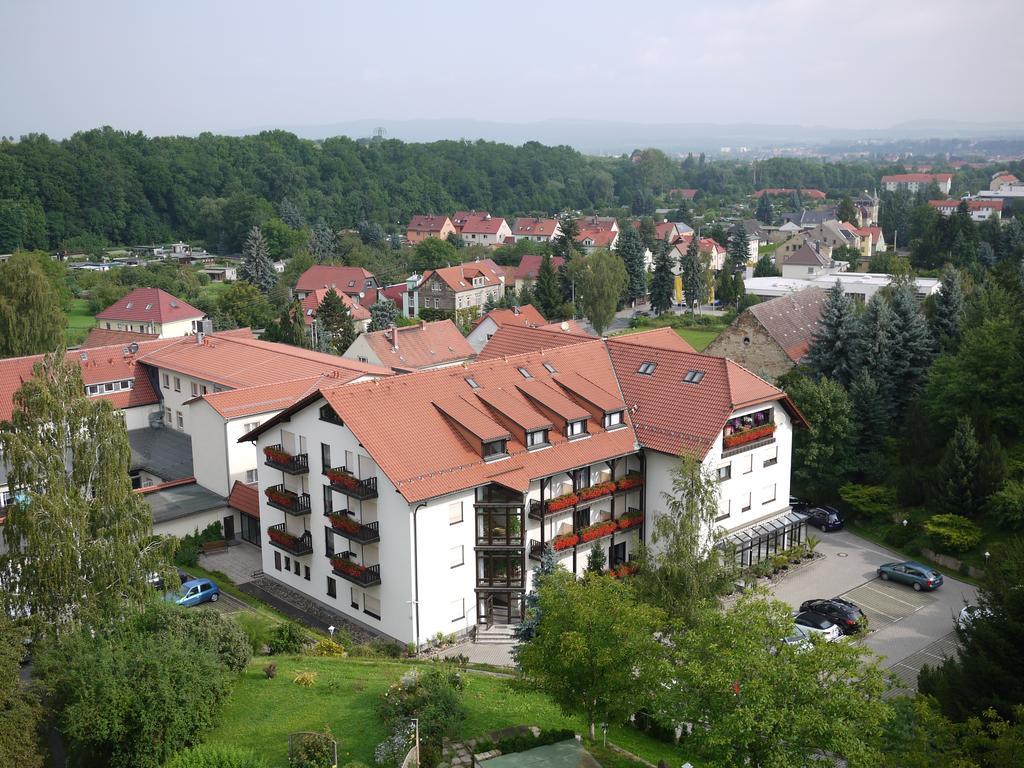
top-left (578, 481), bottom-right (617, 502)
top-left (551, 532), bottom-right (579, 551)
top-left (265, 486), bottom-right (296, 506)
top-left (546, 492), bottom-right (579, 513)
top-left (328, 513), bottom-right (361, 534)
top-left (580, 520), bottom-right (618, 543)
top-left (331, 555), bottom-right (367, 577)
top-left (612, 561), bottom-right (639, 578)
top-left (263, 445), bottom-right (292, 464)
top-left (617, 511), bottom-right (643, 531)
top-left (325, 467), bottom-right (361, 490)
top-left (616, 473), bottom-right (643, 491)
top-left (723, 422), bottom-right (775, 449)
top-left (268, 527), bottom-right (299, 547)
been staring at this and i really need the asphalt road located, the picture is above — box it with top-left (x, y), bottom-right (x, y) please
top-left (770, 529), bottom-right (976, 691)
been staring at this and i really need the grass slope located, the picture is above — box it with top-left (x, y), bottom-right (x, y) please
top-left (204, 656), bottom-right (693, 768)
top-left (66, 298), bottom-right (95, 345)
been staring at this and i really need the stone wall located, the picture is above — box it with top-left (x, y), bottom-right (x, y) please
top-left (704, 311), bottom-right (794, 383)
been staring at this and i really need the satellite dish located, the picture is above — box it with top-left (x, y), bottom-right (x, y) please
top-left (359, 291), bottom-right (365, 299)
top-left (128, 342), bottom-right (139, 354)
top-left (560, 321), bottom-right (569, 331)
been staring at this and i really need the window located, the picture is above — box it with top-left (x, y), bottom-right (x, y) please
top-left (162, 373), bottom-right (169, 389)
top-left (483, 440), bottom-right (507, 459)
top-left (567, 420), bottom-right (587, 438)
top-left (304, 565), bottom-right (310, 581)
top-left (173, 376), bottom-right (181, 392)
top-left (358, 356), bottom-right (368, 363)
top-left (364, 595), bottom-right (381, 620)
top-left (351, 587), bottom-right (359, 610)
top-left (465, 376), bottom-right (479, 389)
top-left (743, 454), bottom-right (753, 475)
top-left (274, 551), bottom-right (282, 571)
top-left (191, 382), bottom-right (199, 397)
top-left (741, 493), bottom-right (752, 513)
top-left (451, 598), bottom-right (465, 621)
top-left (449, 501), bottom-right (463, 525)
top-left (243, 421), bottom-right (260, 434)
top-left (715, 500), bottom-right (732, 522)
top-left (762, 484), bottom-right (777, 504)
top-left (431, 282), bottom-right (441, 293)
top-left (637, 361), bottom-right (657, 375)
top-left (176, 411), bottom-right (184, 429)
top-left (327, 577), bottom-right (336, 598)
top-left (284, 556), bottom-right (291, 570)
top-left (543, 362), bottom-right (557, 373)
top-left (293, 559), bottom-right (301, 575)
top-left (245, 468), bottom-right (259, 484)
top-left (323, 485), bottom-right (333, 515)
top-left (517, 367), bottom-right (532, 379)
top-left (683, 370), bottom-right (705, 384)
top-left (716, 464), bottom-right (732, 482)
top-left (450, 545), bottom-right (464, 568)
top-left (526, 429), bottom-right (549, 448)
top-left (764, 447), bottom-right (778, 467)
top-left (603, 411), bottom-right (624, 429)
top-left (165, 407), bottom-right (172, 424)
top-left (321, 443), bottom-right (331, 472)
top-left (201, 385), bottom-right (208, 395)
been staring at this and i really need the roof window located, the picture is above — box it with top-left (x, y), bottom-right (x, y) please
top-left (683, 370), bottom-right (705, 384)
top-left (145, 304), bottom-right (152, 310)
top-left (517, 367), bottom-right (532, 379)
top-left (465, 376), bottom-right (479, 389)
top-left (125, 302), bottom-right (133, 309)
top-left (543, 362), bottom-right (557, 373)
top-left (637, 362), bottom-right (657, 376)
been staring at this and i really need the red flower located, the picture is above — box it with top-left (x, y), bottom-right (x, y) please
top-left (325, 468), bottom-right (361, 491)
top-left (263, 445), bottom-right (292, 464)
top-left (551, 533), bottom-right (579, 551)
top-left (616, 474), bottom-right (643, 491)
top-left (617, 513), bottom-right (643, 531)
top-left (580, 520), bottom-right (618, 542)
top-left (328, 514), bottom-right (360, 534)
top-left (265, 487), bottom-right (296, 506)
top-left (546, 492), bottom-right (579, 513)
top-left (722, 423), bottom-right (775, 449)
top-left (578, 482), bottom-right (617, 502)
top-left (268, 527), bottom-right (298, 547)
top-left (330, 556), bottom-right (367, 577)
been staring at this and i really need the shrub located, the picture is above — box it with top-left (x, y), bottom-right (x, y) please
top-left (311, 638), bottom-right (348, 657)
top-left (369, 638), bottom-right (403, 658)
top-left (289, 726), bottom-right (335, 768)
top-left (174, 521), bottom-right (224, 567)
top-left (166, 745), bottom-right (268, 768)
top-left (376, 666), bottom-right (464, 767)
top-left (293, 670), bottom-right (317, 687)
top-left (838, 483), bottom-right (898, 522)
top-left (136, 603), bottom-right (252, 673)
top-left (343, 763), bottom-right (371, 768)
top-left (492, 728), bottom-right (576, 755)
top-left (883, 522), bottom-right (917, 549)
top-left (988, 480), bottom-right (1024, 531)
top-left (263, 663), bottom-right (277, 679)
top-left (922, 514), bottom-right (984, 553)
top-left (268, 622), bottom-right (311, 655)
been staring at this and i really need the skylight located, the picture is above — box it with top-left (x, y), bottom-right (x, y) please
top-left (518, 367), bottom-right (532, 379)
top-left (126, 302), bottom-right (134, 309)
top-left (637, 362), bottom-right (657, 376)
top-left (465, 376), bottom-right (479, 389)
top-left (145, 303), bottom-right (153, 310)
top-left (543, 362), bottom-right (556, 373)
top-left (683, 370), bottom-right (705, 384)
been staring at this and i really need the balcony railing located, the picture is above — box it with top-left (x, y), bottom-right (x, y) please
top-left (531, 507), bottom-right (644, 557)
top-left (329, 555), bottom-right (381, 587)
top-left (528, 474), bottom-right (643, 520)
top-left (267, 523), bottom-right (313, 555)
top-left (263, 444), bottom-right (309, 475)
top-left (324, 467), bottom-right (378, 500)
top-left (265, 484), bottom-right (311, 515)
top-left (722, 418), bottom-right (776, 453)
top-left (528, 539), bottom-right (545, 560)
top-left (325, 511), bottom-right (380, 544)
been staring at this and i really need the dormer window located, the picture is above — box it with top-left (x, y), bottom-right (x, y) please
top-left (604, 410), bottom-right (624, 429)
top-left (683, 370), bottom-right (705, 384)
top-left (637, 362), bottom-right (657, 375)
top-left (526, 429), bottom-right (549, 448)
top-left (483, 439), bottom-right (507, 459)
top-left (567, 419), bottom-right (587, 439)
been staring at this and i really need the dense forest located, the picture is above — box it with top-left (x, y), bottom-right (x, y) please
top-left (4, 127), bottom-right (1019, 254)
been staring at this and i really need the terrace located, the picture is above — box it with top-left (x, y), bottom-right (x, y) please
top-left (325, 511), bottom-right (380, 544)
top-left (528, 473), bottom-right (643, 520)
top-left (721, 408), bottom-right (776, 457)
top-left (529, 507), bottom-right (642, 559)
top-left (329, 554), bottom-right (382, 587)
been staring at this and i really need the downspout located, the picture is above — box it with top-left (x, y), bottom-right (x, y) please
top-left (413, 502), bottom-right (426, 651)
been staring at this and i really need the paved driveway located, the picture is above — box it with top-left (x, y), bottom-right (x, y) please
top-left (769, 530), bottom-right (976, 691)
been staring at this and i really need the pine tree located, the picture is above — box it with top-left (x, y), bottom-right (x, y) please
top-left (649, 240), bottom-right (675, 315)
top-left (534, 254), bottom-right (562, 319)
top-left (617, 225), bottom-right (647, 305)
top-left (278, 197), bottom-right (305, 229)
top-left (727, 222), bottom-right (750, 273)
top-left (807, 280), bottom-right (859, 386)
top-left (309, 220), bottom-right (336, 263)
top-left (755, 193), bottom-right (773, 225)
top-left (586, 544), bottom-right (607, 575)
top-left (848, 369), bottom-right (889, 482)
top-left (674, 201), bottom-right (690, 224)
top-left (837, 195), bottom-right (858, 224)
top-left (715, 269), bottom-right (736, 307)
top-left (513, 544), bottom-right (561, 648)
top-left (931, 265), bottom-right (965, 352)
top-left (854, 293), bottom-right (898, 422)
top-left (888, 283), bottom-right (936, 416)
top-left (315, 288), bottom-right (356, 354)
top-left (240, 225), bottom-right (277, 293)
top-left (935, 416), bottom-right (981, 517)
top-left (680, 235), bottom-right (705, 314)
top-left (0, 353), bottom-right (175, 635)
top-left (552, 217), bottom-right (579, 261)
top-left (637, 217), bottom-right (657, 253)
top-left (263, 300), bottom-right (310, 348)
top-left (753, 254), bottom-right (780, 277)
top-left (369, 298), bottom-right (398, 332)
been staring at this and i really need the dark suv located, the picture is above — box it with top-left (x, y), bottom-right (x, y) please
top-left (799, 597), bottom-right (867, 635)
top-left (806, 505), bottom-right (844, 532)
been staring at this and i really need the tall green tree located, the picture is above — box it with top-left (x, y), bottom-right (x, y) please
top-left (726, 222), bottom-right (750, 273)
top-left (854, 293), bottom-right (899, 421)
top-left (637, 217), bottom-right (658, 253)
top-left (239, 225), bottom-right (277, 294)
top-left (752, 253), bottom-right (780, 277)
top-left (516, 570), bottom-right (666, 739)
top-left (680, 235), bottom-right (706, 313)
top-left (888, 283), bottom-right (936, 417)
top-left (658, 596), bottom-right (891, 768)
top-left (412, 238), bottom-right (458, 273)
top-left (0, 617), bottom-right (43, 768)
top-left (570, 249), bottom-right (627, 336)
top-left (755, 193), bottom-right (773, 224)
top-left (214, 281), bottom-right (274, 331)
top-left (880, 190), bottom-right (911, 247)
top-left (933, 416), bottom-right (982, 517)
top-left (785, 374), bottom-right (855, 497)
top-left (931, 265), bottom-right (965, 352)
top-left (551, 216), bottom-right (579, 261)
top-left (0, 252), bottom-right (65, 358)
top-left (634, 455), bottom-right (729, 625)
top-left (838, 195), bottom-right (859, 224)
top-left (616, 225), bottom-right (647, 305)
top-left (369, 297), bottom-right (398, 331)
top-left (649, 241), bottom-right (675, 315)
top-left (849, 369), bottom-right (890, 482)
top-left (807, 280), bottom-right (859, 386)
top-left (513, 544), bottom-right (561, 648)
top-left (308, 220), bottom-right (337, 263)
top-left (0, 353), bottom-right (175, 635)
top-left (534, 253), bottom-right (562, 320)
top-left (315, 288), bottom-right (356, 354)
top-left (261, 300), bottom-right (310, 349)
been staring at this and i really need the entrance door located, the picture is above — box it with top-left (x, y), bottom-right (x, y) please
top-left (478, 592), bottom-right (523, 626)
top-left (223, 515), bottom-right (235, 541)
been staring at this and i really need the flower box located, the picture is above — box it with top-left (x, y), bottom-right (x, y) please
top-left (616, 473), bottom-right (643, 491)
top-left (612, 562), bottom-right (639, 579)
top-left (265, 487), bottom-right (296, 507)
top-left (618, 512), bottom-right (643, 531)
top-left (551, 533), bottom-right (579, 551)
top-left (580, 520), bottom-right (618, 543)
top-left (268, 527), bottom-right (299, 547)
top-left (263, 446), bottom-right (292, 464)
top-left (328, 514), bottom-right (361, 535)
top-left (722, 423), bottom-right (775, 449)
top-left (546, 492), bottom-right (579, 513)
top-left (578, 482), bottom-right (617, 502)
top-left (330, 556), bottom-right (367, 578)
top-left (325, 467), bottom-right (362, 491)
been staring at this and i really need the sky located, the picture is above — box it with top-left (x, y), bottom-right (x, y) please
top-left (3, 0), bottom-right (1023, 139)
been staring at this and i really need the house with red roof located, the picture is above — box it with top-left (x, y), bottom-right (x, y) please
top-left (301, 287), bottom-right (372, 346)
top-left (576, 218), bottom-right (620, 254)
top-left (343, 319), bottom-right (475, 373)
top-left (466, 304), bottom-right (549, 352)
top-left (509, 254), bottom-right (566, 294)
top-left (456, 213), bottom-right (512, 248)
top-left (294, 265), bottom-right (380, 307)
top-left (928, 198), bottom-right (1003, 222)
top-left (408, 259), bottom-right (506, 318)
top-left (236, 326), bottom-right (804, 644)
top-left (512, 218), bottom-right (562, 244)
top-left (990, 171), bottom-right (1019, 191)
top-left (881, 173), bottom-right (953, 195)
top-left (669, 188), bottom-right (698, 200)
top-left (95, 287), bottom-right (205, 338)
top-left (853, 226), bottom-right (886, 255)
top-left (406, 215), bottom-right (457, 245)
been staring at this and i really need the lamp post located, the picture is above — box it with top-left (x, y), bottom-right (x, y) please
top-left (984, 551), bottom-right (990, 562)
top-left (902, 519), bottom-right (908, 527)
top-left (328, 625), bottom-right (335, 640)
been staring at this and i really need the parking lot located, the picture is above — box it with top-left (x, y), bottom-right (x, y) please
top-left (770, 529), bottom-right (976, 693)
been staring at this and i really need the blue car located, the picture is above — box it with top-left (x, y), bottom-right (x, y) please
top-left (877, 561), bottom-right (943, 591)
top-left (172, 578), bottom-right (220, 607)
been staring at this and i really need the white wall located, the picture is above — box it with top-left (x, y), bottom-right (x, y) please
top-left (466, 318), bottom-right (499, 353)
top-left (123, 403), bottom-right (161, 431)
top-left (342, 334), bottom-right (382, 367)
top-left (189, 400), bottom-right (232, 497)
top-left (153, 505), bottom-right (236, 539)
top-left (155, 365), bottom-right (220, 433)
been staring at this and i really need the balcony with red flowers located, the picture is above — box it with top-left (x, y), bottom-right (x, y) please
top-left (267, 523), bottom-right (313, 556)
top-left (325, 511), bottom-right (380, 544)
top-left (528, 507), bottom-right (643, 560)
top-left (265, 484), bottom-right (311, 516)
top-left (263, 444), bottom-right (309, 475)
top-left (722, 409), bottom-right (776, 456)
top-left (324, 467), bottom-right (378, 501)
top-left (528, 473), bottom-right (643, 520)
top-left (328, 554), bottom-right (382, 587)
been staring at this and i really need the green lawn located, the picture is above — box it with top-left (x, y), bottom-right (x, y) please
top-left (674, 327), bottom-right (721, 351)
top-left (66, 298), bottom-right (95, 345)
top-left (203, 656), bottom-right (694, 768)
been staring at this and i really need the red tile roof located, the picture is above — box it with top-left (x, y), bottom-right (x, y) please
top-left (81, 327), bottom-right (159, 348)
top-left (607, 333), bottom-right (803, 457)
top-left (460, 215), bottom-right (508, 235)
top-left (227, 481), bottom-right (259, 518)
top-left (380, 283), bottom-right (408, 307)
top-left (451, 211), bottom-right (489, 229)
top-left (512, 254), bottom-right (565, 280)
top-left (474, 304), bottom-right (548, 331)
top-left (752, 188), bottom-right (826, 200)
top-left (295, 266), bottom-right (376, 296)
top-left (95, 287), bottom-right (204, 324)
top-left (611, 327), bottom-right (695, 353)
top-left (928, 199), bottom-right (1003, 212)
top-left (407, 215), bottom-right (453, 233)
top-left (478, 323), bottom-right (594, 360)
top-left (191, 375), bottom-right (331, 419)
top-left (356, 319), bottom-right (475, 372)
top-left (748, 287), bottom-right (827, 363)
top-left (854, 226), bottom-right (883, 245)
top-left (512, 218), bottom-right (559, 238)
top-left (422, 260), bottom-right (504, 293)
top-left (577, 229), bottom-right (618, 248)
top-left (670, 188), bottom-right (698, 199)
top-left (300, 287), bottom-right (371, 326)
top-left (882, 173), bottom-right (953, 184)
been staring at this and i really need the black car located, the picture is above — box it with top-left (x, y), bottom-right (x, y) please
top-left (790, 496), bottom-right (810, 515)
top-left (806, 505), bottom-right (844, 532)
top-left (799, 597), bottom-right (867, 635)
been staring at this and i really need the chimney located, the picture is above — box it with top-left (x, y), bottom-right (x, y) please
top-left (389, 324), bottom-right (398, 351)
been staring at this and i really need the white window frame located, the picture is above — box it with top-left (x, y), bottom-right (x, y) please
top-left (449, 545), bottom-right (464, 568)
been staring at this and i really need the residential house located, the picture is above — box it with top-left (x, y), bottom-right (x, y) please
top-left (512, 218), bottom-right (562, 244)
top-left (928, 199), bottom-right (1003, 221)
top-left (779, 241), bottom-right (843, 280)
top-left (406, 215), bottom-right (457, 245)
top-left (452, 212), bottom-right (512, 248)
top-left (668, 188), bottom-right (698, 200)
top-left (343, 319), bottom-right (475, 373)
top-left (778, 208), bottom-right (839, 228)
top-left (854, 227), bottom-right (886, 256)
top-left (853, 191), bottom-right (880, 226)
top-left (237, 327), bottom-right (804, 646)
top-left (302, 287), bottom-right (372, 346)
top-left (95, 287), bottom-right (205, 338)
top-left (81, 327), bottom-right (159, 349)
top-left (803, 220), bottom-right (865, 258)
top-left (509, 254), bottom-right (566, 294)
top-left (408, 260), bottom-right (506, 318)
top-left (198, 265), bottom-right (238, 282)
top-left (466, 305), bottom-right (548, 352)
top-left (881, 173), bottom-right (953, 195)
top-left (294, 266), bottom-right (380, 307)
top-left (477, 322), bottom-right (594, 360)
top-left (753, 188), bottom-right (827, 201)
top-left (705, 288), bottom-right (827, 382)
top-left (576, 216), bottom-right (620, 254)
top-left (990, 171), bottom-right (1019, 191)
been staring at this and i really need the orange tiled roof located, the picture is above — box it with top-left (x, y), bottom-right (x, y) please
top-left (81, 327), bottom-right (159, 348)
top-left (478, 324), bottom-right (594, 360)
top-left (95, 287), bottom-right (204, 324)
top-left (421, 260), bottom-right (504, 293)
top-left (300, 287), bottom-right (371, 326)
top-left (610, 327), bottom-right (695, 353)
top-left (227, 480), bottom-right (259, 518)
top-left (512, 254), bottom-right (566, 280)
top-left (295, 265), bottom-right (376, 295)
top-left (512, 218), bottom-right (559, 237)
top-left (407, 215), bottom-right (453, 233)
top-left (191, 375), bottom-right (336, 419)
top-left (474, 305), bottom-right (547, 331)
top-left (358, 319), bottom-right (475, 371)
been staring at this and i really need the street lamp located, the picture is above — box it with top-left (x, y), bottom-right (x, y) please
top-left (984, 551), bottom-right (990, 562)
top-left (601, 723), bottom-right (608, 747)
top-left (902, 519), bottom-right (908, 527)
top-left (328, 625), bottom-right (335, 639)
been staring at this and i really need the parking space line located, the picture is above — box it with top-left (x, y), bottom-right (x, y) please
top-left (859, 584), bottom-right (919, 609)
